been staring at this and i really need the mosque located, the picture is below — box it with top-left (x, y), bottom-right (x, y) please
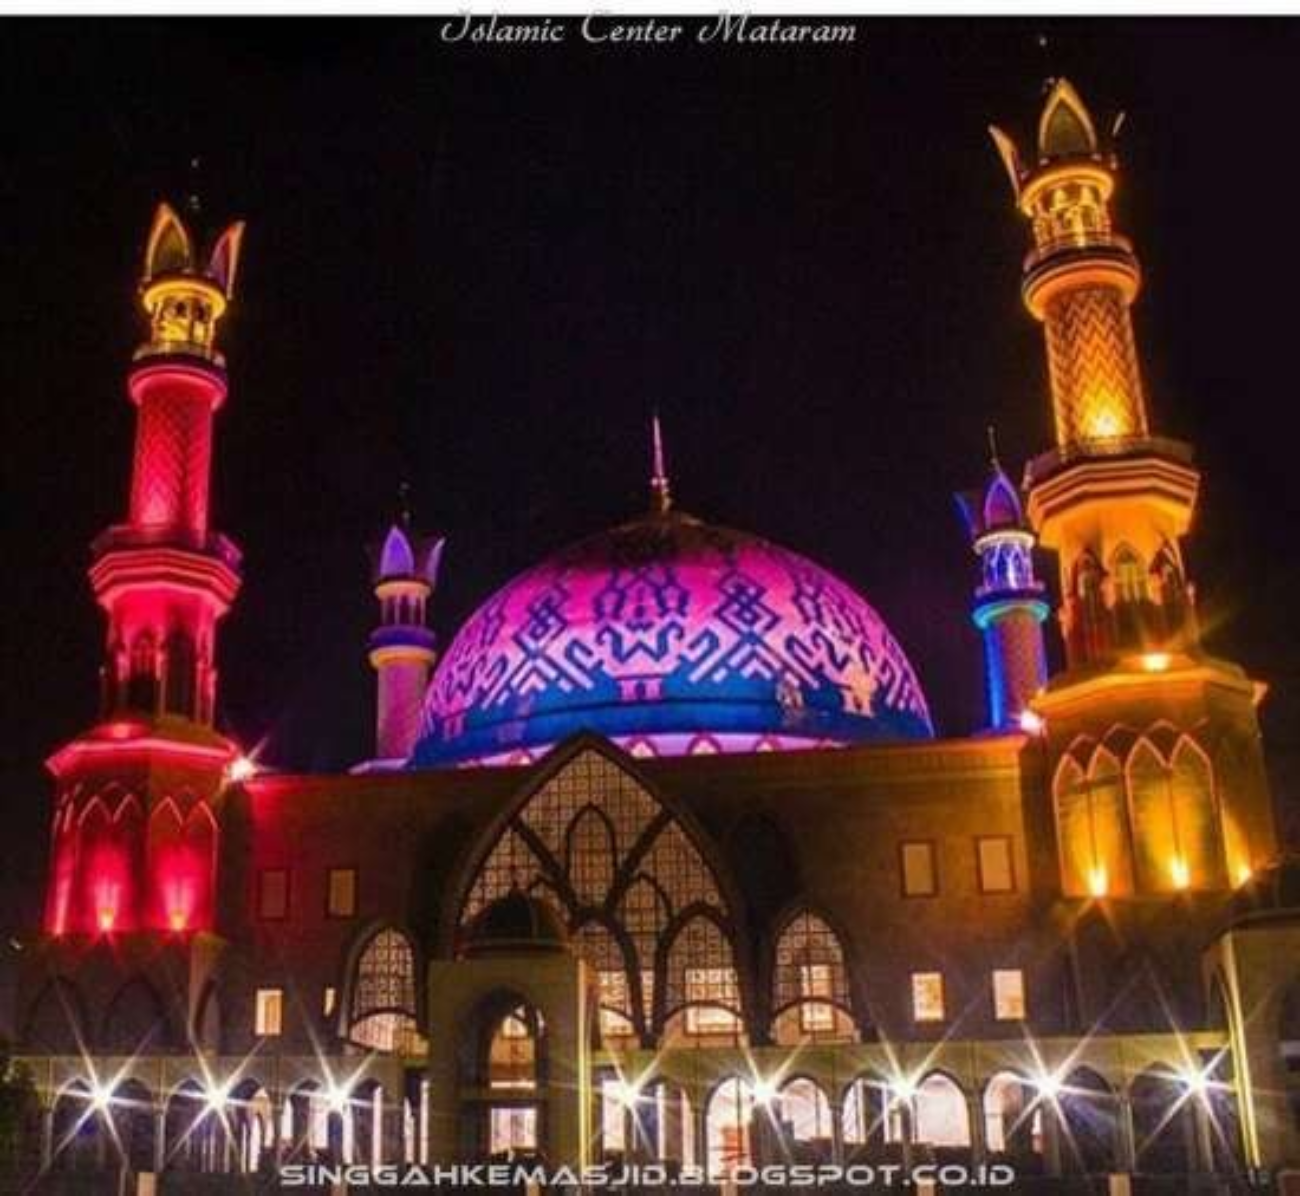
top-left (11, 79), bottom-right (1300, 1192)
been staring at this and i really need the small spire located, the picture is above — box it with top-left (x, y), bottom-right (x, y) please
top-left (186, 155), bottom-right (203, 220)
top-left (650, 412), bottom-right (672, 514)
top-left (986, 424), bottom-right (1002, 472)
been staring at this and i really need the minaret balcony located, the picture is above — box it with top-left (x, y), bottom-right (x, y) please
top-left (1025, 435), bottom-right (1194, 487)
top-left (92, 524), bottom-right (243, 571)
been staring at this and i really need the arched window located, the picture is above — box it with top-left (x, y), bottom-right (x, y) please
top-left (982, 1071), bottom-right (1042, 1158)
top-left (776, 1077), bottom-right (833, 1148)
top-left (913, 1073), bottom-right (971, 1149)
top-left (347, 928), bottom-right (423, 1054)
top-left (771, 910), bottom-right (855, 1043)
top-left (1054, 749), bottom-right (1133, 898)
top-left (1111, 545), bottom-right (1146, 647)
top-left (1129, 737), bottom-right (1224, 893)
top-left (459, 749), bottom-right (740, 1043)
top-left (705, 1078), bottom-right (754, 1177)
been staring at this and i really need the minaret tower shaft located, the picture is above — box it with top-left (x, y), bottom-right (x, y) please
top-left (42, 204), bottom-right (246, 939)
top-left (956, 438), bottom-right (1048, 731)
top-left (91, 203), bottom-right (246, 722)
top-left (992, 81), bottom-right (1199, 667)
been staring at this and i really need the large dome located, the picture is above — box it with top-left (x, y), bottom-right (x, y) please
top-left (411, 510), bottom-right (932, 767)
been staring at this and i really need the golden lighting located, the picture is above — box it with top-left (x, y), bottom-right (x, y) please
top-left (1140, 652), bottom-right (1172, 673)
top-left (1084, 405), bottom-right (1125, 441)
top-left (1087, 865), bottom-right (1109, 898)
top-left (1169, 857), bottom-right (1191, 891)
top-left (1018, 709), bottom-right (1046, 736)
top-left (1235, 862), bottom-right (1254, 887)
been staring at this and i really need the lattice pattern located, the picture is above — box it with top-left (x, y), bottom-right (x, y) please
top-left (417, 515), bottom-right (933, 765)
top-left (772, 911), bottom-right (851, 1014)
top-left (460, 749), bottom-right (738, 1038)
top-left (129, 394), bottom-right (213, 532)
top-left (349, 929), bottom-right (419, 1053)
top-left (1045, 287), bottom-right (1147, 448)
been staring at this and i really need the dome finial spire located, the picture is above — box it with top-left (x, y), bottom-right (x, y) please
top-left (650, 411), bottom-right (672, 514)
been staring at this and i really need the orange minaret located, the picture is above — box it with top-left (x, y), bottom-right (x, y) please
top-left (991, 80), bottom-right (1199, 668)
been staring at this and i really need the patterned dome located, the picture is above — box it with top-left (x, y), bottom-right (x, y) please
top-left (412, 510), bottom-right (932, 767)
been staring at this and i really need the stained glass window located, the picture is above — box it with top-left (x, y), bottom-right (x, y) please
top-left (348, 928), bottom-right (424, 1054)
top-left (459, 750), bottom-right (740, 1040)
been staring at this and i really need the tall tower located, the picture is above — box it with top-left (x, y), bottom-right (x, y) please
top-left (991, 79), bottom-right (1199, 667)
top-left (43, 203), bottom-right (246, 937)
top-left (956, 440), bottom-right (1048, 731)
top-left (89, 203), bottom-right (245, 722)
top-left (990, 79), bottom-right (1276, 895)
top-left (366, 519), bottom-right (443, 766)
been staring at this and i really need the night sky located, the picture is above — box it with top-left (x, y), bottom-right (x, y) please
top-left (3, 19), bottom-right (1299, 938)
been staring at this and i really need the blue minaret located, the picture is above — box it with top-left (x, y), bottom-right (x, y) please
top-left (366, 497), bottom-right (444, 766)
top-left (956, 434), bottom-right (1049, 732)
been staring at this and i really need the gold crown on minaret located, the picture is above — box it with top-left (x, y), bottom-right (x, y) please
top-left (138, 202), bottom-right (244, 361)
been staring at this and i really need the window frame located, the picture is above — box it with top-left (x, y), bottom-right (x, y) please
top-left (325, 865), bottom-right (359, 920)
top-left (256, 868), bottom-right (289, 921)
top-left (899, 839), bottom-right (939, 898)
top-left (992, 968), bottom-right (1027, 1022)
top-left (254, 987), bottom-right (284, 1037)
top-left (910, 971), bottom-right (946, 1024)
top-left (975, 835), bottom-right (1017, 895)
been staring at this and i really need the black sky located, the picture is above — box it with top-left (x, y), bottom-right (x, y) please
top-left (3, 18), bottom-right (1299, 936)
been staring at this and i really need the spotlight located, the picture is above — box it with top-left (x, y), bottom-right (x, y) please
top-left (609, 1079), bottom-right (640, 1108)
top-left (1018, 710), bottom-right (1046, 736)
top-left (751, 1078), bottom-right (778, 1108)
top-left (1179, 1066), bottom-right (1211, 1099)
top-left (1087, 866), bottom-right (1109, 898)
top-left (89, 1082), bottom-right (113, 1113)
top-left (889, 1075), bottom-right (916, 1103)
top-left (205, 1081), bottom-right (230, 1113)
top-left (1235, 862), bottom-right (1254, 887)
top-left (97, 908), bottom-right (116, 933)
top-left (325, 1082), bottom-right (350, 1113)
top-left (1140, 652), bottom-right (1172, 673)
top-left (227, 755), bottom-right (258, 783)
top-left (1169, 857), bottom-right (1191, 891)
top-left (1033, 1071), bottom-right (1063, 1100)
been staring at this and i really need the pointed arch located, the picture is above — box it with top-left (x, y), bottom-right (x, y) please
top-left (22, 977), bottom-right (87, 1054)
top-left (346, 925), bottom-right (422, 1054)
top-left (1168, 735), bottom-right (1224, 889)
top-left (770, 908), bottom-right (856, 1044)
top-left (1055, 746), bottom-right (1133, 897)
top-left (453, 741), bottom-right (743, 1044)
top-left (144, 202), bottom-right (193, 280)
top-left (102, 976), bottom-right (171, 1054)
top-left (379, 526), bottom-right (416, 579)
top-left (1038, 79), bottom-right (1099, 159)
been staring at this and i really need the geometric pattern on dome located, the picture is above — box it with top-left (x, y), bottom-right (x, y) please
top-left (413, 512), bottom-right (932, 767)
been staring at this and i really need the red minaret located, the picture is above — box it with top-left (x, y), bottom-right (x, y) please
top-left (44, 203), bottom-right (246, 937)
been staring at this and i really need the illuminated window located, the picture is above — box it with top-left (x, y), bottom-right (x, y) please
top-left (459, 750), bottom-right (737, 1041)
top-left (326, 868), bottom-right (357, 918)
top-left (772, 911), bottom-right (851, 1042)
top-left (488, 1106), bottom-right (537, 1155)
top-left (323, 986), bottom-right (336, 1018)
top-left (977, 837), bottom-right (1016, 894)
top-left (348, 928), bottom-right (422, 1054)
top-left (600, 1076), bottom-right (628, 1153)
top-left (489, 1008), bottom-right (540, 1090)
top-left (798, 965), bottom-right (835, 1032)
top-left (901, 841), bottom-right (937, 897)
top-left (685, 967), bottom-right (741, 1035)
top-left (258, 869), bottom-right (288, 920)
top-left (598, 970), bottom-right (635, 1040)
top-left (254, 988), bottom-right (283, 1037)
top-left (911, 972), bottom-right (945, 1023)
top-left (992, 969), bottom-right (1026, 1021)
